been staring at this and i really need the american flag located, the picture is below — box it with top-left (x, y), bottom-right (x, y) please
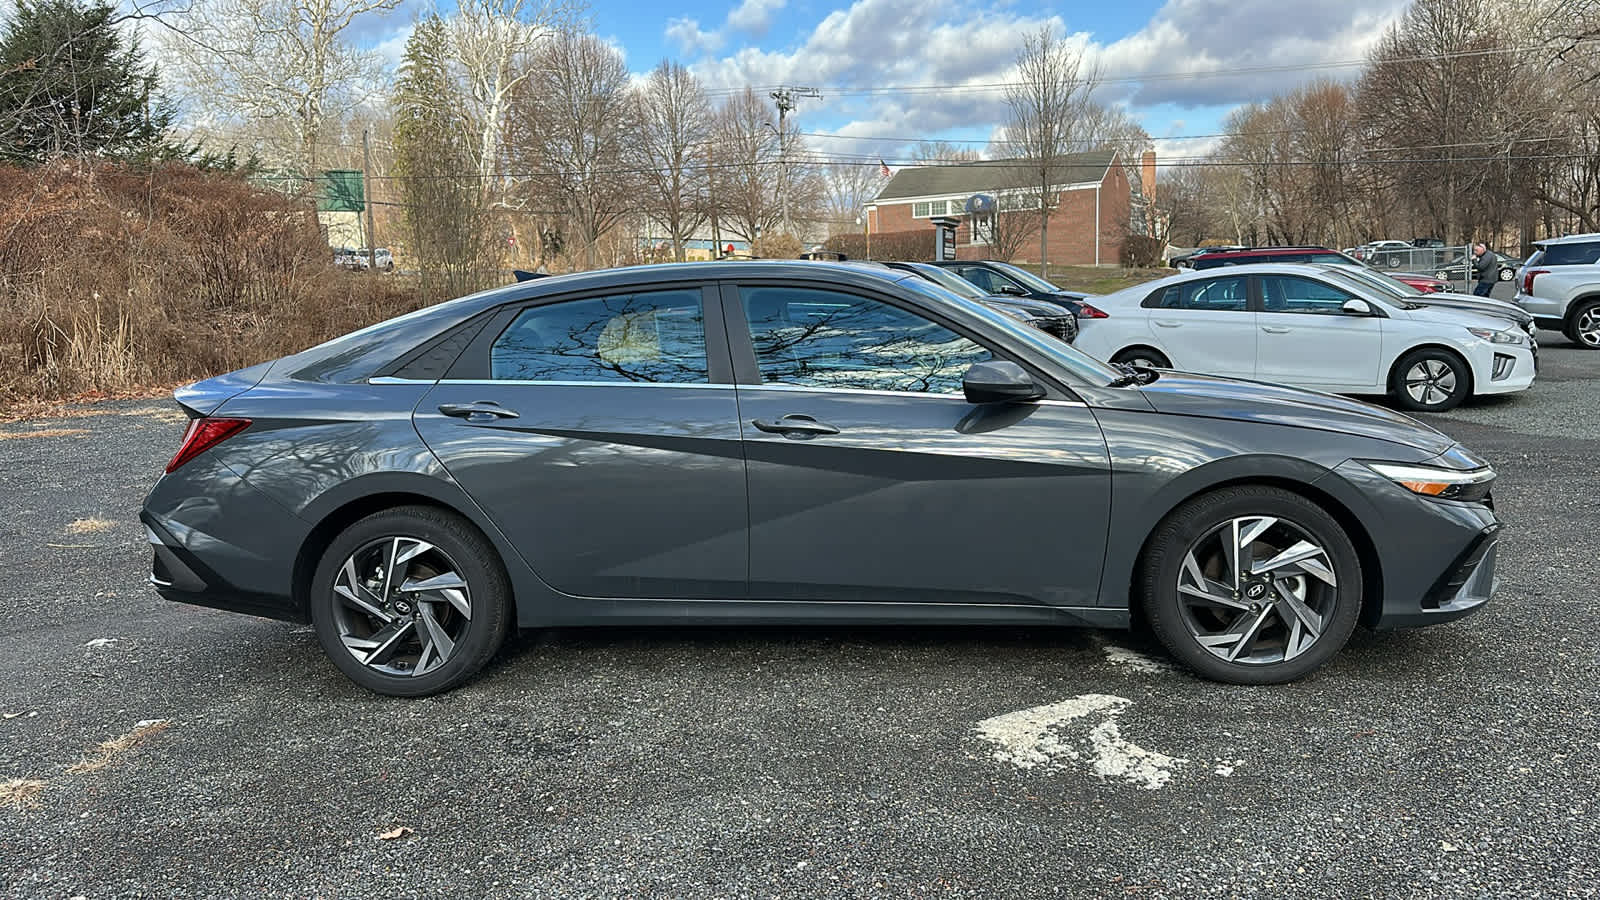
top-left (879, 160), bottom-right (891, 178)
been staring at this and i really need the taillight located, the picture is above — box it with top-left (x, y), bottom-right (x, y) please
top-left (166, 417), bottom-right (251, 473)
top-left (1075, 303), bottom-right (1110, 319)
top-left (1523, 269), bottom-right (1547, 295)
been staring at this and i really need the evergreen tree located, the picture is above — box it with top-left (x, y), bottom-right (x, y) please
top-left (0, 0), bottom-right (177, 163)
top-left (392, 15), bottom-right (498, 298)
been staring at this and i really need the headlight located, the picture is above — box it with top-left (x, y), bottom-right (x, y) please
top-left (1466, 326), bottom-right (1524, 345)
top-left (1366, 461), bottom-right (1495, 501)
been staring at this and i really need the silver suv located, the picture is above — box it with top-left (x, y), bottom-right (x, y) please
top-left (1515, 233), bottom-right (1600, 345)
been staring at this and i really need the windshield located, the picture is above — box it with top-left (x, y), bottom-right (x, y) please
top-left (895, 275), bottom-right (1121, 387)
top-left (908, 265), bottom-right (989, 299)
top-left (988, 261), bottom-right (1062, 293)
top-left (1322, 263), bottom-right (1421, 297)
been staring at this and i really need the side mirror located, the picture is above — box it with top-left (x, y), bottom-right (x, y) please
top-left (963, 361), bottom-right (1045, 404)
top-left (1342, 298), bottom-right (1373, 316)
top-left (994, 284), bottom-right (1027, 296)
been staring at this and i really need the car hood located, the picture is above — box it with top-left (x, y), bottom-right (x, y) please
top-left (1396, 302), bottom-right (1524, 331)
top-left (1134, 372), bottom-right (1454, 455)
top-left (1414, 292), bottom-right (1531, 324)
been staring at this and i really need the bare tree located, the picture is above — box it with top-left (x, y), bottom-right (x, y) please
top-left (819, 162), bottom-right (881, 235)
top-left (448, 0), bottom-right (579, 184)
top-left (163, 0), bottom-right (399, 175)
top-left (1002, 25), bottom-right (1097, 267)
top-left (977, 184), bottom-right (1042, 262)
top-left (709, 87), bottom-right (782, 243)
top-left (631, 60), bottom-right (710, 261)
top-left (508, 31), bottom-right (635, 269)
top-left (911, 140), bottom-right (981, 163)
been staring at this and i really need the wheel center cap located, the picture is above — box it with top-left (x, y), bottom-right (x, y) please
top-left (393, 599), bottom-right (413, 615)
top-left (1244, 581), bottom-right (1270, 602)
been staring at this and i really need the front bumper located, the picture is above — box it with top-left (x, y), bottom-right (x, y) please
top-left (1317, 459), bottom-right (1501, 628)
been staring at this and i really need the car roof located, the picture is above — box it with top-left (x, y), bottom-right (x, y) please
top-left (1197, 246), bottom-right (1336, 256)
top-left (1099, 262), bottom-right (1349, 301)
top-left (1534, 232), bottom-right (1600, 246)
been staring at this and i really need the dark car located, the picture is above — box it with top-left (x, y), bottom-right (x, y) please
top-left (142, 261), bottom-right (1503, 696)
top-left (928, 260), bottom-right (1105, 318)
top-left (883, 261), bottom-right (1078, 342)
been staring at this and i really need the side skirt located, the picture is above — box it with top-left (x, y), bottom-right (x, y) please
top-left (515, 597), bottom-right (1130, 630)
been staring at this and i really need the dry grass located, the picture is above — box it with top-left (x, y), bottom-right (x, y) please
top-left (0, 778), bottom-right (47, 810)
top-left (0, 161), bottom-right (425, 404)
top-left (66, 517), bottom-right (116, 534)
top-left (0, 427), bottom-right (89, 440)
top-left (1025, 264), bottom-right (1177, 295)
top-left (66, 719), bottom-right (170, 775)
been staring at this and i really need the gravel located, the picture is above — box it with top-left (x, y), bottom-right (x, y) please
top-left (1, 342), bottom-right (1597, 898)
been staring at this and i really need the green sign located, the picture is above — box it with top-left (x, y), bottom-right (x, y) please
top-left (318, 170), bottom-right (365, 212)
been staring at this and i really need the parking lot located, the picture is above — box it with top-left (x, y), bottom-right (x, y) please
top-left (2, 338), bottom-right (1597, 898)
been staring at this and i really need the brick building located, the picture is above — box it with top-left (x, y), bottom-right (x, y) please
top-left (865, 150), bottom-right (1153, 265)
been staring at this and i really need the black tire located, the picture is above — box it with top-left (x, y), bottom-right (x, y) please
top-left (1138, 485), bottom-right (1363, 685)
top-left (310, 505), bottom-right (511, 697)
top-left (1389, 347), bottom-right (1471, 412)
top-left (1498, 267), bottom-right (1514, 282)
top-left (1111, 347), bottom-right (1172, 369)
top-left (1563, 299), bottom-right (1600, 350)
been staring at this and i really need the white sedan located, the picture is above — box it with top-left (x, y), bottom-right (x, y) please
top-left (1073, 263), bottom-right (1536, 412)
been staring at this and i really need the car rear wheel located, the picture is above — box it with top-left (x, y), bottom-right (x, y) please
top-left (1498, 268), bottom-right (1514, 282)
top-left (1111, 347), bottom-right (1172, 369)
top-left (1390, 348), bottom-right (1471, 412)
top-left (1563, 300), bottom-right (1600, 350)
top-left (1139, 486), bottom-right (1362, 684)
top-left (311, 506), bottom-right (511, 696)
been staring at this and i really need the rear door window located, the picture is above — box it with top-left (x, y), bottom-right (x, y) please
top-left (1540, 241), bottom-right (1600, 265)
top-left (1145, 276), bottom-right (1251, 311)
top-left (490, 290), bottom-right (709, 383)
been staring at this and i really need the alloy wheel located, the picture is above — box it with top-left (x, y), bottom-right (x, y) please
top-left (1175, 516), bottom-right (1338, 665)
top-left (1403, 358), bottom-right (1458, 407)
top-left (331, 536), bottom-right (472, 677)
top-left (1576, 308), bottom-right (1600, 347)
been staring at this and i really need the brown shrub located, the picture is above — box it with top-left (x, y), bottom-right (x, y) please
top-left (1121, 234), bottom-right (1164, 268)
top-left (0, 161), bottom-right (426, 401)
top-left (821, 229), bottom-right (938, 261)
top-left (751, 231), bottom-right (804, 260)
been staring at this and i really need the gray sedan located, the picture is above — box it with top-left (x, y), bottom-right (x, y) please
top-left (141, 261), bottom-right (1502, 695)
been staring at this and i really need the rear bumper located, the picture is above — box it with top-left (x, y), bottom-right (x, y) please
top-left (141, 513), bottom-right (307, 623)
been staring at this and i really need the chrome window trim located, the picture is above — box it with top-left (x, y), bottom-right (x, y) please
top-left (368, 376), bottom-right (1087, 406)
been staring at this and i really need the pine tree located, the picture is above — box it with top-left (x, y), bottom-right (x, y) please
top-left (392, 15), bottom-right (498, 298)
top-left (0, 0), bottom-right (177, 163)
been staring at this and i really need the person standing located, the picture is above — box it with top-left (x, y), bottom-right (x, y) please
top-left (1471, 243), bottom-right (1499, 297)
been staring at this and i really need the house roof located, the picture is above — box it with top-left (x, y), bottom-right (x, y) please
top-left (873, 151), bottom-right (1118, 203)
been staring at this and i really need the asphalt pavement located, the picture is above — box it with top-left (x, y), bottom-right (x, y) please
top-left (1, 335), bottom-right (1597, 898)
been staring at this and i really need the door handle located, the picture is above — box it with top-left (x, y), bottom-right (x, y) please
top-left (1261, 325), bottom-right (1292, 334)
top-left (751, 414), bottom-right (841, 437)
top-left (437, 401), bottom-right (520, 421)
top-left (1153, 320), bottom-right (1182, 328)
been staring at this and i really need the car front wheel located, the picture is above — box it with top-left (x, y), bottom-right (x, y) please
top-left (1139, 486), bottom-right (1363, 684)
top-left (1390, 348), bottom-right (1471, 411)
top-left (311, 506), bottom-right (511, 696)
top-left (1111, 347), bottom-right (1172, 369)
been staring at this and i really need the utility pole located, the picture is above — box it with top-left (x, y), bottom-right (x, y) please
top-left (769, 86), bottom-right (820, 238)
top-left (362, 129), bottom-right (378, 272)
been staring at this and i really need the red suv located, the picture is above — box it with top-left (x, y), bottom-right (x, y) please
top-left (1191, 247), bottom-right (1449, 293)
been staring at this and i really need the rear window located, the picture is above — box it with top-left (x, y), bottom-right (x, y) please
top-left (1538, 241), bottom-right (1600, 266)
top-left (1145, 276), bottom-right (1250, 311)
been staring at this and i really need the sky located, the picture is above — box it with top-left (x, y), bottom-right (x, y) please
top-left (359, 0), bottom-right (1412, 165)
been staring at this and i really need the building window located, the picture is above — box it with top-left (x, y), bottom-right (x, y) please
top-left (912, 201), bottom-right (931, 217)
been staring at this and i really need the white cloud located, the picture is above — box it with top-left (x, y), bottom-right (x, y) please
top-left (666, 17), bottom-right (724, 56)
top-left (684, 0), bottom-right (1411, 167)
top-left (726, 0), bottom-right (787, 36)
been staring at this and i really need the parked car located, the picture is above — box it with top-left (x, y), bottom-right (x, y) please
top-left (883, 261), bottom-right (1079, 342)
top-left (1330, 264), bottom-right (1536, 338)
top-left (1515, 233), bottom-right (1600, 310)
top-left (1353, 241), bottom-right (1416, 266)
top-left (1515, 262), bottom-right (1600, 348)
top-left (1430, 251), bottom-right (1522, 283)
top-left (1169, 246), bottom-right (1249, 268)
top-left (1411, 238), bottom-right (1446, 248)
top-left (141, 260), bottom-right (1503, 694)
top-left (1189, 246), bottom-right (1450, 293)
top-left (332, 247), bottom-right (396, 272)
top-left (1071, 263), bottom-right (1535, 412)
top-left (928, 260), bottom-right (1102, 318)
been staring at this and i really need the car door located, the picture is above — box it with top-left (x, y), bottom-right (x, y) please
top-left (413, 283), bottom-right (748, 600)
top-left (724, 281), bottom-right (1111, 608)
top-left (1141, 275), bottom-right (1257, 379)
top-left (1254, 273), bottom-right (1384, 388)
